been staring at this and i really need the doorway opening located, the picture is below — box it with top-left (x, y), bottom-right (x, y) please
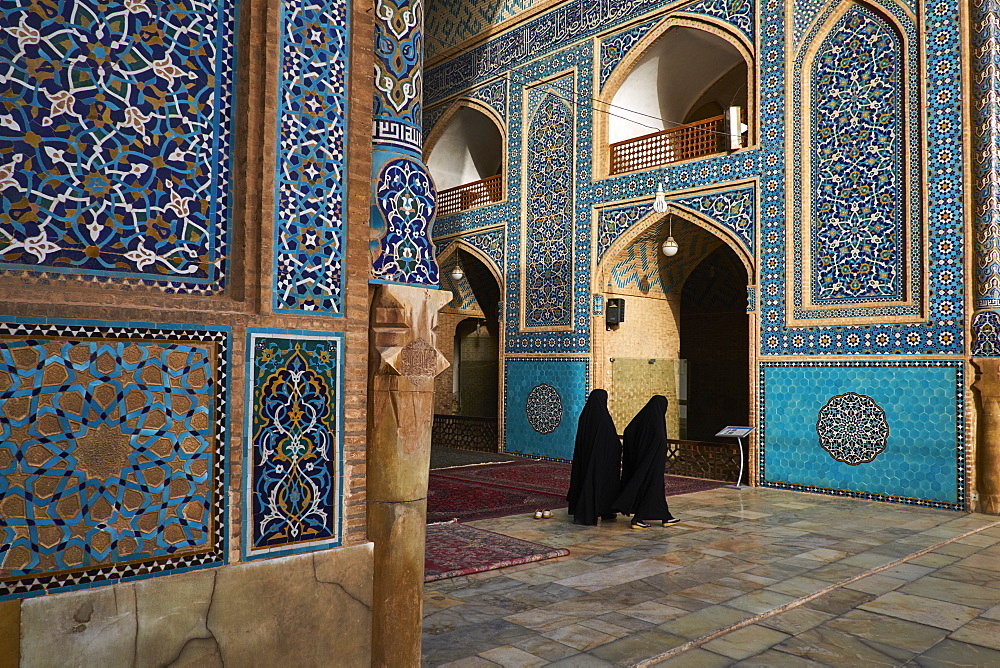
top-left (432, 246), bottom-right (502, 454)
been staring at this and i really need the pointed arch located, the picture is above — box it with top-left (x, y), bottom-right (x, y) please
top-left (436, 237), bottom-right (504, 290)
top-left (594, 16), bottom-right (755, 177)
top-left (789, 0), bottom-right (921, 323)
top-left (595, 202), bottom-right (754, 295)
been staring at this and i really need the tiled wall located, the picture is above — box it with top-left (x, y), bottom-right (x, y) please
top-left (425, 0), bottom-right (971, 503)
top-left (504, 358), bottom-right (588, 459)
top-left (760, 362), bottom-right (964, 510)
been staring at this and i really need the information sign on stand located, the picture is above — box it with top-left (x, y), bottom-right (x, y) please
top-left (715, 426), bottom-right (754, 489)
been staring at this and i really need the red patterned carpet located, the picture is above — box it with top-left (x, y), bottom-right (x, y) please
top-left (427, 460), bottom-right (725, 523)
top-left (431, 460), bottom-right (572, 494)
top-left (424, 522), bottom-right (569, 582)
top-left (426, 474), bottom-right (565, 524)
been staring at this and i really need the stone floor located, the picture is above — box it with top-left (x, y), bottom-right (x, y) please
top-left (422, 487), bottom-right (1000, 667)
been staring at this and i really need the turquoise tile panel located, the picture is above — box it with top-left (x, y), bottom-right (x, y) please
top-left (761, 362), bottom-right (963, 508)
top-left (504, 358), bottom-right (588, 460)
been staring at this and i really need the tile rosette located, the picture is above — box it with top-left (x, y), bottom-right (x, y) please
top-left (0, 320), bottom-right (229, 599)
top-left (244, 330), bottom-right (344, 559)
top-left (815, 392), bottom-right (890, 465)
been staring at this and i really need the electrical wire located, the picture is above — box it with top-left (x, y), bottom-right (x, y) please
top-left (430, 26), bottom-right (745, 138)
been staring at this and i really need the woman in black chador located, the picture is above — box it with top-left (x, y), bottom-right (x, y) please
top-left (613, 395), bottom-right (680, 529)
top-left (567, 389), bottom-right (622, 525)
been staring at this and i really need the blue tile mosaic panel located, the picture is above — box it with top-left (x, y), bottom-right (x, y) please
top-left (523, 76), bottom-right (575, 330)
top-left (678, 0), bottom-right (755, 43)
top-left (0, 0), bottom-right (234, 293)
top-left (374, 0), bottom-right (424, 155)
top-left (0, 319), bottom-right (229, 600)
top-left (504, 358), bottom-right (588, 460)
top-left (807, 5), bottom-right (905, 306)
top-left (599, 18), bottom-right (659, 92)
top-left (760, 0), bottom-right (963, 354)
top-left (274, 0), bottom-right (349, 315)
top-left (244, 330), bottom-right (343, 560)
top-left (672, 185), bottom-right (755, 257)
top-left (760, 362), bottom-right (964, 510)
top-left (371, 156), bottom-right (440, 285)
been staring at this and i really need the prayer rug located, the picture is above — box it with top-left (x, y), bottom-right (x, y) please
top-left (424, 523), bottom-right (569, 582)
top-left (426, 475), bottom-right (566, 524)
top-left (431, 460), bottom-right (572, 494)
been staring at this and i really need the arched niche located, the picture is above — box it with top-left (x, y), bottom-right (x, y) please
top-left (591, 203), bottom-right (756, 468)
top-left (596, 18), bottom-right (754, 176)
top-left (424, 101), bottom-right (505, 192)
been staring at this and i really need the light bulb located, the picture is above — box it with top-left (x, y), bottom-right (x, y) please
top-left (662, 236), bottom-right (679, 257)
top-left (653, 182), bottom-right (668, 214)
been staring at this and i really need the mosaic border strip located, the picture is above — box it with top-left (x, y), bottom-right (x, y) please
top-left (0, 318), bottom-right (230, 600)
top-left (242, 328), bottom-right (344, 561)
top-left (272, 0), bottom-right (350, 315)
top-left (757, 360), bottom-right (966, 511)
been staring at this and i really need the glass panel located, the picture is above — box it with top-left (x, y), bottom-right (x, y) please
top-left (609, 358), bottom-right (687, 440)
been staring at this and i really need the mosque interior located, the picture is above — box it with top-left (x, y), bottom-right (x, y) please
top-left (2, 0), bottom-right (1000, 664)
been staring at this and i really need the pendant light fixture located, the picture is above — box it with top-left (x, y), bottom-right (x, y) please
top-left (652, 182), bottom-right (678, 257)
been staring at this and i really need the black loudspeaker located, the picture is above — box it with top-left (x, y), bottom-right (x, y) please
top-left (606, 298), bottom-right (625, 327)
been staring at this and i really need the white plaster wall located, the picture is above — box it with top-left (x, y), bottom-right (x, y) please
top-left (427, 107), bottom-right (503, 191)
top-left (609, 27), bottom-right (745, 144)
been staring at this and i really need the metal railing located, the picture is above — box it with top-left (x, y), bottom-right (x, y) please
top-left (664, 438), bottom-right (741, 483)
top-left (609, 115), bottom-right (725, 175)
top-left (436, 174), bottom-right (502, 217)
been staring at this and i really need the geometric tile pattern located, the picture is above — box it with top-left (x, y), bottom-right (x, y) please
top-left (525, 383), bottom-right (562, 434)
top-left (0, 0), bottom-right (234, 293)
top-left (599, 18), bottom-right (659, 92)
top-left (504, 358), bottom-right (588, 460)
top-left (760, 361), bottom-right (964, 510)
top-left (244, 330), bottom-right (343, 560)
top-left (371, 156), bottom-right (440, 285)
top-left (440, 259), bottom-right (481, 311)
top-left (0, 319), bottom-right (229, 600)
top-left (808, 4), bottom-right (904, 305)
top-left (523, 78), bottom-right (574, 329)
top-left (273, 0), bottom-right (348, 314)
top-left (678, 0), bottom-right (755, 43)
top-left (816, 392), bottom-right (890, 465)
top-left (672, 185), bottom-right (755, 256)
top-left (607, 218), bottom-right (720, 296)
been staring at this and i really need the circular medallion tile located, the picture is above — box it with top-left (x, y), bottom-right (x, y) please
top-left (816, 392), bottom-right (889, 465)
top-left (526, 384), bottom-right (562, 434)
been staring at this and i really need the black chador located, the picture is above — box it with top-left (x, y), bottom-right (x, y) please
top-left (613, 395), bottom-right (679, 528)
top-left (566, 389), bottom-right (622, 525)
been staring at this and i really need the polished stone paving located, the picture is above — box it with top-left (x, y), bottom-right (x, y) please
top-left (422, 487), bottom-right (1000, 666)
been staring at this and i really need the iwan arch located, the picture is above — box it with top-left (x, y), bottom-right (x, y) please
top-left (2, 0), bottom-right (1000, 663)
